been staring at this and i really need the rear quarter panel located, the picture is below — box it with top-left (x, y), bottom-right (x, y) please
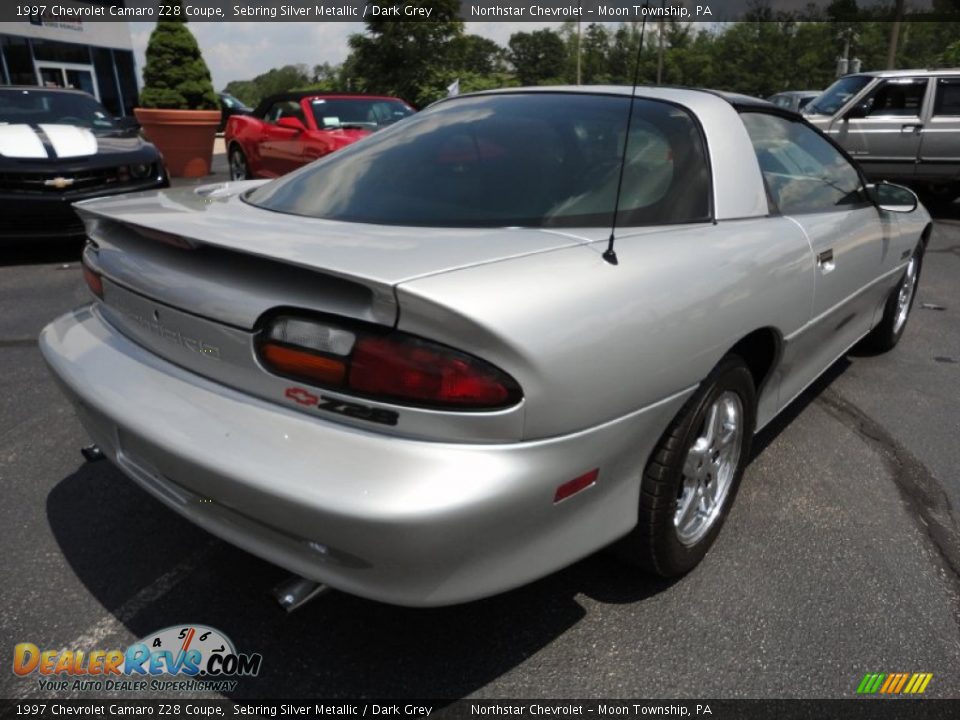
top-left (225, 114), bottom-right (267, 173)
top-left (396, 217), bottom-right (814, 440)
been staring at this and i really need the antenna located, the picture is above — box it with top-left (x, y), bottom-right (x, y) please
top-left (603, 7), bottom-right (650, 266)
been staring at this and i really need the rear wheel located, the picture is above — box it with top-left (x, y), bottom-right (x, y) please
top-left (862, 246), bottom-right (922, 353)
top-left (229, 146), bottom-right (250, 181)
top-left (616, 355), bottom-right (756, 577)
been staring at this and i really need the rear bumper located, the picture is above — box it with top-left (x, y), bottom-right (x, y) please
top-left (40, 306), bottom-right (690, 606)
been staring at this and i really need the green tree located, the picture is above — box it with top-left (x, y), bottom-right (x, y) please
top-left (347, 0), bottom-right (462, 107)
top-left (139, 5), bottom-right (217, 110)
top-left (606, 24), bottom-right (642, 84)
top-left (448, 35), bottom-right (507, 75)
top-left (312, 62), bottom-right (341, 85)
top-left (941, 39), bottom-right (960, 66)
top-left (580, 23), bottom-right (613, 84)
top-left (222, 65), bottom-right (311, 106)
top-left (456, 71), bottom-right (521, 94)
top-left (508, 29), bottom-right (567, 85)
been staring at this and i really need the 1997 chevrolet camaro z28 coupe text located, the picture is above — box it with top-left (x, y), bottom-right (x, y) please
top-left (41, 87), bottom-right (930, 606)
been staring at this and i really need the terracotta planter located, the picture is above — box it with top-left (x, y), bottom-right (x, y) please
top-left (134, 108), bottom-right (221, 178)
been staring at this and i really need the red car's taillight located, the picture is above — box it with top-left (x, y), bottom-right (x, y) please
top-left (257, 315), bottom-right (522, 410)
top-left (81, 259), bottom-right (103, 299)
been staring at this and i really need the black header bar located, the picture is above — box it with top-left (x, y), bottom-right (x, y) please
top-left (0, 1), bottom-right (957, 24)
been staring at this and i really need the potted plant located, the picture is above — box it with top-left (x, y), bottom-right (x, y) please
top-left (134, 9), bottom-right (220, 178)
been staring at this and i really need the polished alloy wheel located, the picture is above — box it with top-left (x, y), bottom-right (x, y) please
top-left (674, 391), bottom-right (744, 546)
top-left (893, 255), bottom-right (918, 334)
top-left (229, 150), bottom-right (248, 181)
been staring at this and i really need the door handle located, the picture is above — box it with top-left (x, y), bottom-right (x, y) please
top-left (900, 124), bottom-right (923, 134)
top-left (817, 249), bottom-right (835, 273)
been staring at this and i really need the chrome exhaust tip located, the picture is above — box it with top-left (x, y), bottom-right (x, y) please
top-left (272, 576), bottom-right (328, 612)
top-left (81, 444), bottom-right (105, 462)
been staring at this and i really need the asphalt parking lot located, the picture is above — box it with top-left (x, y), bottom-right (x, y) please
top-left (1, 188), bottom-right (958, 700)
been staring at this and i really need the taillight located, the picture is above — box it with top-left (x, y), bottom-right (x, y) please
top-left (81, 259), bottom-right (103, 299)
top-left (257, 315), bottom-right (522, 410)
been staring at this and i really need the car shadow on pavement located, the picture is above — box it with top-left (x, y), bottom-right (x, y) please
top-left (751, 356), bottom-right (850, 461)
top-left (928, 199), bottom-right (959, 222)
top-left (46, 460), bottom-right (674, 699)
top-left (0, 239), bottom-right (84, 267)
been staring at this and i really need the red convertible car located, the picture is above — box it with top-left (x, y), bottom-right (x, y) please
top-left (225, 92), bottom-right (415, 180)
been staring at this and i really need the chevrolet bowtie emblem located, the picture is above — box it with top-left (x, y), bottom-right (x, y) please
top-left (44, 176), bottom-right (75, 189)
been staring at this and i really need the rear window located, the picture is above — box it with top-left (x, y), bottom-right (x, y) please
top-left (247, 93), bottom-right (711, 228)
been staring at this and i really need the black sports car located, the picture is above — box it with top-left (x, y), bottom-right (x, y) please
top-left (0, 87), bottom-right (169, 240)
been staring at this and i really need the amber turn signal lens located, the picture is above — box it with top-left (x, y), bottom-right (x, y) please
top-left (260, 342), bottom-right (347, 386)
top-left (81, 262), bottom-right (104, 299)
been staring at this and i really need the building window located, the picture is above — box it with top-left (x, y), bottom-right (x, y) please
top-left (1, 36), bottom-right (36, 85)
top-left (31, 38), bottom-right (91, 65)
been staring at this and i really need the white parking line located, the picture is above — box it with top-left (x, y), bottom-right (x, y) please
top-left (11, 540), bottom-right (218, 700)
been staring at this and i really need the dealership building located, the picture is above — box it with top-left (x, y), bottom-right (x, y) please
top-left (0, 1), bottom-right (138, 116)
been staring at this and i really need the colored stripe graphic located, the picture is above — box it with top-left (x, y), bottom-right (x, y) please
top-left (857, 672), bottom-right (933, 694)
top-left (893, 673), bottom-right (910, 693)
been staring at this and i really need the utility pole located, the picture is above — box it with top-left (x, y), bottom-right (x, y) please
top-left (576, 17), bottom-right (582, 85)
top-left (656, 19), bottom-right (664, 84)
top-left (886, 0), bottom-right (905, 69)
top-left (837, 26), bottom-right (858, 77)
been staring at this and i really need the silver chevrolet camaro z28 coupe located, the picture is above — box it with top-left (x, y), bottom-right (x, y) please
top-left (41, 87), bottom-right (930, 606)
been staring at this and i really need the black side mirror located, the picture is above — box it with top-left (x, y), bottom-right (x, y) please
top-left (844, 102), bottom-right (870, 120)
top-left (867, 181), bottom-right (919, 213)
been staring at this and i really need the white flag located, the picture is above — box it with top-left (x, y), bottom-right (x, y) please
top-left (447, 79), bottom-right (460, 97)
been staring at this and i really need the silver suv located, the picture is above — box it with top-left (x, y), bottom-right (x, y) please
top-left (805, 69), bottom-right (960, 206)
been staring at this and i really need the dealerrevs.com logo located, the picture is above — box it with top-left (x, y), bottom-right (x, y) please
top-left (13, 624), bottom-right (262, 693)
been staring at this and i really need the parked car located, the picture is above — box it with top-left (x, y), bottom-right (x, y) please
top-left (805, 69), bottom-right (960, 206)
top-left (0, 87), bottom-right (168, 241)
top-left (217, 91), bottom-right (252, 134)
top-left (41, 87), bottom-right (930, 606)
top-left (225, 91), bottom-right (415, 180)
top-left (767, 90), bottom-right (820, 113)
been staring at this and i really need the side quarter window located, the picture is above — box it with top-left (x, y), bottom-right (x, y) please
top-left (740, 112), bottom-right (867, 215)
top-left (933, 78), bottom-right (960, 117)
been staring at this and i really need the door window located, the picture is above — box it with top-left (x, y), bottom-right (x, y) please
top-left (862, 79), bottom-right (927, 118)
top-left (740, 112), bottom-right (867, 215)
top-left (933, 78), bottom-right (960, 117)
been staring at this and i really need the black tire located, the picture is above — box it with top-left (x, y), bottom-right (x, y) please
top-left (862, 245), bottom-right (923, 353)
top-left (229, 146), bottom-right (250, 181)
top-left (615, 355), bottom-right (756, 577)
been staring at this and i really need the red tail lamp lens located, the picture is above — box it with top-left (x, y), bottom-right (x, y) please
top-left (81, 261), bottom-right (103, 299)
top-left (349, 336), bottom-right (516, 408)
top-left (257, 316), bottom-right (522, 410)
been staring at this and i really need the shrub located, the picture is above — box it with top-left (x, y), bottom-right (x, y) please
top-left (139, 16), bottom-right (217, 110)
